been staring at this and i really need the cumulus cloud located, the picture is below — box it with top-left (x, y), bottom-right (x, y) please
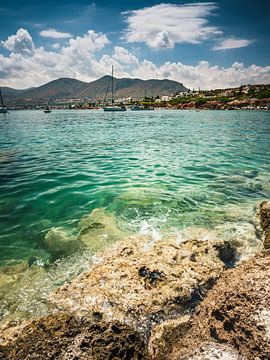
top-left (1, 28), bottom-right (34, 56)
top-left (213, 38), bottom-right (254, 50)
top-left (51, 43), bottom-right (60, 49)
top-left (40, 29), bottom-right (72, 39)
top-left (132, 60), bottom-right (270, 89)
top-left (122, 2), bottom-right (222, 49)
top-left (112, 46), bottom-right (139, 65)
top-left (0, 29), bottom-right (110, 88)
top-left (0, 28), bottom-right (269, 90)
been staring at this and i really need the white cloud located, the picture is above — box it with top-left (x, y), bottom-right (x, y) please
top-left (122, 3), bottom-right (222, 49)
top-left (0, 28), bottom-right (269, 90)
top-left (132, 60), bottom-right (270, 89)
top-left (112, 46), bottom-right (139, 65)
top-left (1, 28), bottom-right (34, 56)
top-left (0, 29), bottom-right (110, 88)
top-left (213, 38), bottom-right (254, 50)
top-left (40, 29), bottom-right (72, 39)
top-left (51, 43), bottom-right (60, 49)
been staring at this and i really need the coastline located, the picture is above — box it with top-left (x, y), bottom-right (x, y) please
top-left (0, 200), bottom-right (269, 359)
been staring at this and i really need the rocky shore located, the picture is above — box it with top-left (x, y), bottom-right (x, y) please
top-left (173, 98), bottom-right (270, 110)
top-left (0, 201), bottom-right (269, 359)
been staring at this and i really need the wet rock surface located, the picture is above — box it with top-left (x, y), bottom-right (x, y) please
top-left (50, 236), bottom-right (225, 334)
top-left (170, 251), bottom-right (270, 360)
top-left (0, 313), bottom-right (148, 360)
top-left (258, 200), bottom-right (270, 248)
top-left (0, 204), bottom-right (268, 359)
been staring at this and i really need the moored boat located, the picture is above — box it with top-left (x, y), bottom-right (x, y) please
top-left (103, 66), bottom-right (126, 112)
top-left (0, 89), bottom-right (8, 113)
top-left (130, 105), bottom-right (154, 111)
top-left (103, 106), bottom-right (126, 112)
top-left (44, 106), bottom-right (52, 113)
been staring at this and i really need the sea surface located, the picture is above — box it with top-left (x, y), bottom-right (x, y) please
top-left (0, 109), bottom-right (270, 266)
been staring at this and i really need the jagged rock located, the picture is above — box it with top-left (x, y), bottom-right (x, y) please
top-left (183, 342), bottom-right (246, 360)
top-left (257, 201), bottom-right (270, 248)
top-left (148, 315), bottom-right (191, 360)
top-left (170, 251), bottom-right (270, 360)
top-left (50, 236), bottom-right (225, 334)
top-left (0, 313), bottom-right (148, 360)
top-left (1, 204), bottom-right (268, 359)
top-left (214, 222), bottom-right (263, 261)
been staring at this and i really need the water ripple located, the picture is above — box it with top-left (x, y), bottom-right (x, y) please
top-left (0, 109), bottom-right (269, 264)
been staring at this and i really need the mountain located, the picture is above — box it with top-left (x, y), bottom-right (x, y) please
top-left (1, 76), bottom-right (188, 104)
top-left (79, 76), bottom-right (188, 100)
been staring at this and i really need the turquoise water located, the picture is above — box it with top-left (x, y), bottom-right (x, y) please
top-left (0, 109), bottom-right (270, 266)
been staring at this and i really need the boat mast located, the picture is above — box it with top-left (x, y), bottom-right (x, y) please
top-left (111, 66), bottom-right (114, 104)
top-left (0, 89), bottom-right (4, 108)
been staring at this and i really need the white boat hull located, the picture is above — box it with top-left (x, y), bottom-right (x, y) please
top-left (103, 106), bottom-right (126, 112)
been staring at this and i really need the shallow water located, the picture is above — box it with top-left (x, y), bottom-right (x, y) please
top-left (0, 109), bottom-right (269, 326)
top-left (0, 109), bottom-right (269, 266)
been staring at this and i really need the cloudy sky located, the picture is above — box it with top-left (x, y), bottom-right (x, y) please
top-left (0, 0), bottom-right (269, 89)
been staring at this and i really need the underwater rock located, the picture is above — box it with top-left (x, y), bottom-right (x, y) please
top-left (0, 263), bottom-right (46, 328)
top-left (50, 236), bottom-right (225, 335)
top-left (44, 227), bottom-right (81, 258)
top-left (78, 208), bottom-right (126, 251)
top-left (258, 200), bottom-right (270, 249)
top-left (0, 312), bottom-right (148, 360)
top-left (170, 251), bottom-right (270, 360)
top-left (0, 261), bottom-right (29, 291)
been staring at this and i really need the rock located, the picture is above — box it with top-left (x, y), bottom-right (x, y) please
top-left (50, 236), bottom-right (225, 335)
top-left (183, 342), bottom-right (246, 360)
top-left (215, 222), bottom-right (263, 262)
top-left (148, 315), bottom-right (191, 360)
top-left (170, 251), bottom-right (270, 360)
top-left (78, 208), bottom-right (126, 251)
top-left (258, 201), bottom-right (270, 231)
top-left (257, 201), bottom-right (270, 248)
top-left (0, 313), bottom-right (148, 360)
top-left (2, 203), bottom-right (268, 358)
top-left (44, 227), bottom-right (82, 258)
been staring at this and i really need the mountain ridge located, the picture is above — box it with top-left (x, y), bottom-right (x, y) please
top-left (1, 76), bottom-right (188, 104)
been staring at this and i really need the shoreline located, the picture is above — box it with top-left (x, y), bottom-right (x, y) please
top-left (4, 105), bottom-right (270, 111)
top-left (0, 200), bottom-right (269, 359)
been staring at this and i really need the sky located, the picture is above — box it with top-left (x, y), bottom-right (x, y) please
top-left (0, 0), bottom-right (270, 89)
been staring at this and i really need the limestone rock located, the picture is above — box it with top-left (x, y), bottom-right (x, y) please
top-left (0, 313), bottom-right (148, 360)
top-left (257, 201), bottom-right (270, 248)
top-left (148, 315), bottom-right (191, 360)
top-left (170, 251), bottom-right (270, 360)
top-left (50, 236), bottom-right (225, 334)
top-left (185, 342), bottom-right (246, 360)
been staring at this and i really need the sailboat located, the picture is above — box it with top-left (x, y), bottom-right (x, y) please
top-left (0, 89), bottom-right (8, 114)
top-left (103, 66), bottom-right (126, 112)
top-left (44, 106), bottom-right (52, 113)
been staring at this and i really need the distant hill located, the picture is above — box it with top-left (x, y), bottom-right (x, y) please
top-left (78, 76), bottom-right (188, 100)
top-left (1, 76), bottom-right (188, 104)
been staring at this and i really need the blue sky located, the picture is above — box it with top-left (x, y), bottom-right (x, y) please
top-left (0, 0), bottom-right (269, 89)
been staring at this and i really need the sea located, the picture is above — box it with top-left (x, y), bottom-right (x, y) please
top-left (0, 109), bottom-right (269, 324)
